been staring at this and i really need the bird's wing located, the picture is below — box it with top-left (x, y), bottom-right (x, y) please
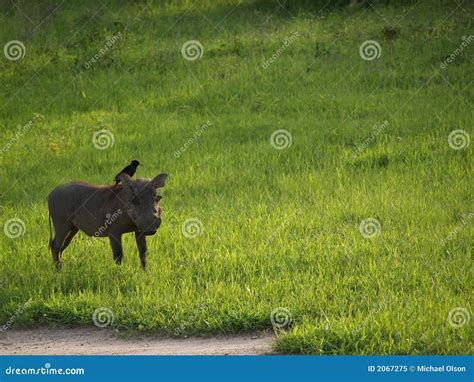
top-left (114, 165), bottom-right (129, 180)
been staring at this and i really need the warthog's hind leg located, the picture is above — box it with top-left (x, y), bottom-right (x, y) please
top-left (51, 224), bottom-right (78, 270)
top-left (61, 226), bottom-right (78, 252)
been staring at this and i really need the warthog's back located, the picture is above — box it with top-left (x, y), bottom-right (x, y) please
top-left (48, 182), bottom-right (116, 220)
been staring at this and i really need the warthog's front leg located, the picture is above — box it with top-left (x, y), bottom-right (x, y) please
top-left (109, 234), bottom-right (123, 265)
top-left (135, 232), bottom-right (147, 269)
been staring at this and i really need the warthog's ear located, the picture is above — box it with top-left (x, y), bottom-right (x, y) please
top-left (151, 173), bottom-right (168, 188)
top-left (118, 173), bottom-right (132, 188)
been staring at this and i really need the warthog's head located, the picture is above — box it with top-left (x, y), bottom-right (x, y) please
top-left (118, 172), bottom-right (168, 235)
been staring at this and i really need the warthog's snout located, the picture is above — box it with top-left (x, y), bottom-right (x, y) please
top-left (140, 216), bottom-right (162, 236)
top-left (135, 205), bottom-right (163, 236)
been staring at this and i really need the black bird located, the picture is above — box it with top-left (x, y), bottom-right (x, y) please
top-left (114, 160), bottom-right (140, 186)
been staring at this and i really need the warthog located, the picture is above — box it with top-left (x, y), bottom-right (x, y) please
top-left (48, 172), bottom-right (168, 269)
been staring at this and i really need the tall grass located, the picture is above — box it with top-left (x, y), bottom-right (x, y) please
top-left (0, 0), bottom-right (472, 354)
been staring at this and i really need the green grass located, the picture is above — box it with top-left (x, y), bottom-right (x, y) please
top-left (0, 0), bottom-right (472, 354)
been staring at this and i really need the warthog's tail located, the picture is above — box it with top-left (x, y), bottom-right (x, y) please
top-left (48, 210), bottom-right (53, 249)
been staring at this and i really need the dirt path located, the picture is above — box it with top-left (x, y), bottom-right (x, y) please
top-left (0, 328), bottom-right (274, 355)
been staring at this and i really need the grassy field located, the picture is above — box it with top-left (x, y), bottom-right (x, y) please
top-left (0, 0), bottom-right (472, 354)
